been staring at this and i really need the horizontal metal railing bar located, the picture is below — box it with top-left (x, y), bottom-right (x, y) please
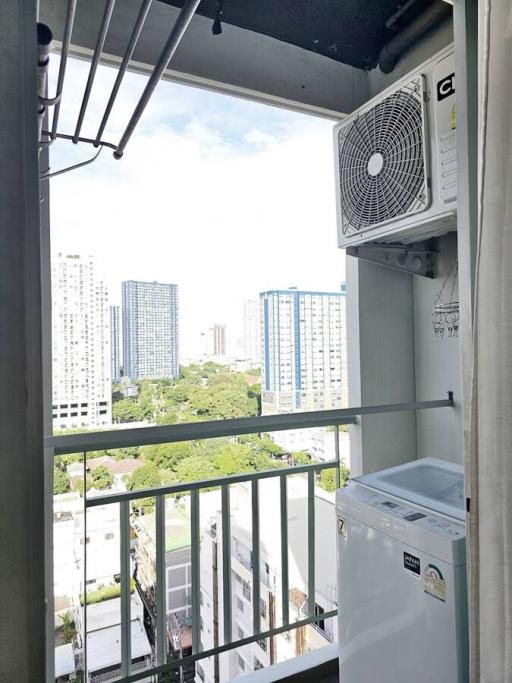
top-left (47, 395), bottom-right (453, 455)
top-left (41, 131), bottom-right (118, 151)
top-left (119, 609), bottom-right (337, 683)
top-left (85, 459), bottom-right (340, 508)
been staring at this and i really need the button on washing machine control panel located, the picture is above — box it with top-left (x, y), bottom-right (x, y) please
top-left (354, 486), bottom-right (464, 538)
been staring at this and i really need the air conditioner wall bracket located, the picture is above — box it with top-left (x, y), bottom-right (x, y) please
top-left (346, 241), bottom-right (436, 278)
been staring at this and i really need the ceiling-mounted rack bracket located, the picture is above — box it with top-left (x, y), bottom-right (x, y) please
top-left (346, 241), bottom-right (436, 278)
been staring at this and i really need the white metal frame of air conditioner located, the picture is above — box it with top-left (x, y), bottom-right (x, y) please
top-left (334, 43), bottom-right (457, 249)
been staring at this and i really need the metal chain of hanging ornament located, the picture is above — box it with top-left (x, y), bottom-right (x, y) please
top-left (432, 258), bottom-right (459, 339)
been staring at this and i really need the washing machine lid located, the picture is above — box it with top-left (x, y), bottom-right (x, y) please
top-left (352, 457), bottom-right (465, 521)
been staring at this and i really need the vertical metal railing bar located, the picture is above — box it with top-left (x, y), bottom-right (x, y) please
top-left (221, 484), bottom-right (232, 644)
top-left (155, 495), bottom-right (166, 666)
top-left (307, 470), bottom-right (315, 618)
top-left (191, 489), bottom-right (201, 654)
top-left (83, 451), bottom-right (88, 679)
top-left (120, 500), bottom-right (132, 677)
top-left (50, 0), bottom-right (77, 139)
top-left (251, 479), bottom-right (261, 636)
top-left (73, 0), bottom-right (117, 143)
top-left (113, 0), bottom-right (201, 158)
top-left (94, 0), bottom-right (154, 145)
top-left (280, 475), bottom-right (289, 627)
top-left (334, 425), bottom-right (341, 489)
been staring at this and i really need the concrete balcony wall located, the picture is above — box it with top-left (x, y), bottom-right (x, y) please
top-left (232, 644), bottom-right (338, 683)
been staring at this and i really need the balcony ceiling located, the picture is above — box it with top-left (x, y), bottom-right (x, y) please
top-left (159, 0), bottom-right (438, 70)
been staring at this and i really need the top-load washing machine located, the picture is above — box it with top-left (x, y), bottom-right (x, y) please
top-left (336, 457), bottom-right (468, 683)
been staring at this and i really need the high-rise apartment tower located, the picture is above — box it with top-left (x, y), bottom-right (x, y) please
top-left (260, 288), bottom-right (347, 414)
top-left (52, 254), bottom-right (111, 429)
top-left (122, 280), bottom-right (179, 380)
top-left (110, 305), bottom-right (121, 383)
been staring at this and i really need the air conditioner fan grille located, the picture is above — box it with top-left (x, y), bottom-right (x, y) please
top-left (337, 77), bottom-right (428, 236)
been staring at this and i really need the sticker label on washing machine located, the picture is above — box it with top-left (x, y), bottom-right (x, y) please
top-left (424, 564), bottom-right (446, 602)
top-left (337, 516), bottom-right (346, 537)
top-left (403, 552), bottom-right (421, 576)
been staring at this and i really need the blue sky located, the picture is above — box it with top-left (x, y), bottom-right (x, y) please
top-left (49, 58), bottom-right (345, 357)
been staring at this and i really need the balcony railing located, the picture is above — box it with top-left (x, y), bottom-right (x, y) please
top-left (47, 394), bottom-right (453, 682)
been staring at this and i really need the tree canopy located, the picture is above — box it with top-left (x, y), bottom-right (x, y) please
top-left (91, 465), bottom-right (114, 490)
top-left (54, 466), bottom-right (70, 495)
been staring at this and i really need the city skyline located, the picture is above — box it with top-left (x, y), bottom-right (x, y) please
top-left (52, 255), bottom-right (346, 372)
top-left (49, 58), bottom-right (345, 357)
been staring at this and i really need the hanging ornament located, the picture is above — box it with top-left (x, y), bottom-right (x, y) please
top-left (212, 0), bottom-right (224, 35)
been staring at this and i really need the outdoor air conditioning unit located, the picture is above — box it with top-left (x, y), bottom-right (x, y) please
top-left (334, 45), bottom-right (457, 249)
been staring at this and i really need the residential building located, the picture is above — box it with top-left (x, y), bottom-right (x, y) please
top-left (212, 324), bottom-right (226, 357)
top-left (274, 427), bottom-right (350, 466)
top-left (51, 253), bottom-right (111, 430)
top-left (242, 299), bottom-right (261, 367)
top-left (200, 480), bottom-right (337, 683)
top-left (260, 288), bottom-right (347, 415)
top-left (134, 500), bottom-right (199, 681)
top-left (74, 594), bottom-right (152, 683)
top-left (135, 503), bottom-right (193, 622)
top-left (75, 503), bottom-right (121, 594)
top-left (122, 280), bottom-right (179, 380)
top-left (110, 305), bottom-right (121, 382)
top-left (67, 456), bottom-right (144, 492)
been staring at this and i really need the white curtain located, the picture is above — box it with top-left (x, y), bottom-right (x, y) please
top-left (469, 1), bottom-right (512, 680)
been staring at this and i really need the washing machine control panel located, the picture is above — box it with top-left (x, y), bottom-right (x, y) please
top-left (346, 485), bottom-right (465, 539)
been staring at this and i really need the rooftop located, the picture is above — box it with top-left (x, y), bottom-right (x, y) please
top-left (138, 502), bottom-right (192, 553)
top-left (87, 619), bottom-right (151, 673)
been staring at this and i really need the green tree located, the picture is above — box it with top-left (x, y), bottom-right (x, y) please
top-left (112, 398), bottom-right (145, 423)
top-left (213, 443), bottom-right (253, 475)
top-left (253, 436), bottom-right (285, 457)
top-left (59, 610), bottom-right (76, 644)
top-left (248, 451), bottom-right (286, 472)
top-left (128, 463), bottom-right (162, 513)
top-left (142, 442), bottom-right (194, 470)
top-left (155, 410), bottom-right (178, 426)
top-left (175, 456), bottom-right (218, 483)
top-left (128, 462), bottom-right (161, 491)
top-left (187, 385), bottom-right (258, 420)
top-left (72, 477), bottom-right (94, 495)
top-left (114, 446), bottom-right (141, 460)
top-left (291, 451), bottom-right (311, 466)
top-left (163, 384), bottom-right (190, 407)
top-left (54, 466), bottom-right (70, 495)
top-left (318, 464), bottom-right (350, 492)
top-left (91, 465), bottom-right (114, 490)
top-left (194, 438), bottom-right (231, 459)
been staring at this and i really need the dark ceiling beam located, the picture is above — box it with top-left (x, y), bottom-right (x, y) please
top-left (40, 0), bottom-right (370, 117)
